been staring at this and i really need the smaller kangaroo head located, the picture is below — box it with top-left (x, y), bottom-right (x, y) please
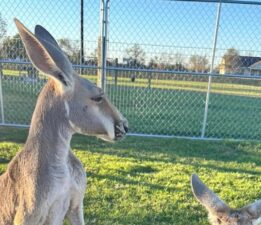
top-left (14, 19), bottom-right (128, 142)
top-left (191, 174), bottom-right (261, 225)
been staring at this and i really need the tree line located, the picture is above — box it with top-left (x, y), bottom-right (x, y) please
top-left (0, 14), bottom-right (241, 74)
top-left (1, 35), bottom-right (241, 74)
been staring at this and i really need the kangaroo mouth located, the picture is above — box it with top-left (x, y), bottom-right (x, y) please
top-left (98, 121), bottom-right (128, 142)
top-left (114, 123), bottom-right (128, 141)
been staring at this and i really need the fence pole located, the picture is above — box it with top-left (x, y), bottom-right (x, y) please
top-left (97, 0), bottom-right (104, 88)
top-left (0, 67), bottom-right (4, 124)
top-left (115, 58), bottom-right (118, 85)
top-left (201, 1), bottom-right (222, 138)
top-left (98, 0), bottom-right (110, 91)
top-left (103, 0), bottom-right (110, 91)
top-left (80, 0), bottom-right (84, 75)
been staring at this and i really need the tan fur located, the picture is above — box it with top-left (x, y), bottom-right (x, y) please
top-left (0, 19), bottom-right (128, 225)
top-left (191, 174), bottom-right (261, 225)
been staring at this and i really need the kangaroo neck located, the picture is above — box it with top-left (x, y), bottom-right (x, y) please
top-left (24, 80), bottom-right (72, 162)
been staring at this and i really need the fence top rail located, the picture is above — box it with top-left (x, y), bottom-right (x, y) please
top-left (1, 60), bottom-right (261, 80)
top-left (0, 60), bottom-right (99, 70)
top-left (105, 66), bottom-right (261, 80)
top-left (166, 0), bottom-right (261, 5)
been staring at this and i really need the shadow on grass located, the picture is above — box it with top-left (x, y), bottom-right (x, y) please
top-left (190, 162), bottom-right (261, 176)
top-left (72, 134), bottom-right (261, 166)
top-left (1, 126), bottom-right (261, 172)
top-left (87, 171), bottom-right (178, 192)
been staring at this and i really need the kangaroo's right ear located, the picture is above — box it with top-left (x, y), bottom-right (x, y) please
top-left (14, 18), bottom-right (74, 89)
top-left (191, 174), bottom-right (230, 214)
top-left (35, 25), bottom-right (61, 50)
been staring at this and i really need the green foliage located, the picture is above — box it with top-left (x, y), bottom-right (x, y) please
top-left (189, 54), bottom-right (209, 72)
top-left (125, 44), bottom-right (146, 67)
top-left (0, 127), bottom-right (261, 224)
top-left (0, 13), bottom-right (6, 40)
top-left (58, 38), bottom-right (81, 64)
top-left (0, 34), bottom-right (28, 60)
top-left (221, 48), bottom-right (241, 73)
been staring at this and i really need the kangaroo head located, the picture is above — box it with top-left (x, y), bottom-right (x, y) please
top-left (191, 174), bottom-right (261, 225)
top-left (14, 19), bottom-right (128, 142)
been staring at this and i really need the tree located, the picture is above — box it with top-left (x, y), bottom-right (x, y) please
top-left (173, 52), bottom-right (186, 71)
top-left (189, 55), bottom-right (209, 72)
top-left (125, 44), bottom-right (145, 67)
top-left (148, 53), bottom-right (187, 71)
top-left (159, 53), bottom-right (173, 70)
top-left (58, 38), bottom-right (81, 64)
top-left (88, 47), bottom-right (98, 65)
top-left (0, 34), bottom-right (38, 78)
top-left (220, 48), bottom-right (240, 73)
top-left (0, 13), bottom-right (6, 40)
top-left (148, 56), bottom-right (159, 69)
top-left (0, 34), bottom-right (27, 60)
top-left (0, 14), bottom-right (7, 75)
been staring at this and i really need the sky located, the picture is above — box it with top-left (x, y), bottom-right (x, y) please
top-left (1, 0), bottom-right (261, 64)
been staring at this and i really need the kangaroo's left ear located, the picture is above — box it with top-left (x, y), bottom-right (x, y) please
top-left (243, 200), bottom-right (261, 221)
top-left (191, 174), bottom-right (230, 214)
top-left (14, 18), bottom-right (74, 90)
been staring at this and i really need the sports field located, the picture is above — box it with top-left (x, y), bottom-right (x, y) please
top-left (1, 69), bottom-right (261, 140)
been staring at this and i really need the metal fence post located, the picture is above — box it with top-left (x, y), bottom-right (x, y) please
top-left (80, 0), bottom-right (84, 75)
top-left (0, 65), bottom-right (4, 124)
top-left (114, 58), bottom-right (118, 85)
top-left (201, 1), bottom-right (222, 138)
top-left (98, 0), bottom-right (110, 91)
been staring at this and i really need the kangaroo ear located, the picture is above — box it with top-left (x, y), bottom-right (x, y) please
top-left (243, 200), bottom-right (261, 220)
top-left (191, 174), bottom-right (230, 214)
top-left (35, 25), bottom-right (61, 50)
top-left (14, 18), bottom-right (74, 89)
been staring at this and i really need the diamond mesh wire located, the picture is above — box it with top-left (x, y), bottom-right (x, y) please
top-left (0, 0), bottom-right (99, 125)
top-left (0, 0), bottom-right (260, 140)
top-left (106, 70), bottom-right (208, 137)
top-left (1, 62), bottom-right (45, 125)
top-left (206, 76), bottom-right (261, 139)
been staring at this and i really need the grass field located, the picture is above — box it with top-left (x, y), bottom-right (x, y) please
top-left (1, 71), bottom-right (261, 140)
top-left (0, 127), bottom-right (261, 224)
top-left (3, 69), bottom-right (261, 97)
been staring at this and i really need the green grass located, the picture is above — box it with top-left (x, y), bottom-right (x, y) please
top-left (3, 69), bottom-right (261, 97)
top-left (1, 73), bottom-right (261, 140)
top-left (1, 127), bottom-right (261, 224)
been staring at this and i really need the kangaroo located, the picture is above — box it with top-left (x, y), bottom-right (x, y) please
top-left (191, 174), bottom-right (261, 225)
top-left (0, 19), bottom-right (128, 225)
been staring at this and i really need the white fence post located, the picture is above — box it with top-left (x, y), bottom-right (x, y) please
top-left (0, 66), bottom-right (5, 124)
top-left (98, 0), bottom-right (110, 91)
top-left (201, 1), bottom-right (222, 138)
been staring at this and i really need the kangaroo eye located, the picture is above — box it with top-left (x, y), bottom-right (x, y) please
top-left (91, 96), bottom-right (103, 102)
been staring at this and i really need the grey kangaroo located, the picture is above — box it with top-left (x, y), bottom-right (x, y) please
top-left (0, 19), bottom-right (128, 225)
top-left (191, 174), bottom-right (261, 225)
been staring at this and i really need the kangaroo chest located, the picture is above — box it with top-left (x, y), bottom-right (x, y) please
top-left (37, 155), bottom-right (86, 223)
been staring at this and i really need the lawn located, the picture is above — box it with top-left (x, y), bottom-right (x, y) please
top-left (1, 72), bottom-right (261, 140)
top-left (0, 127), bottom-right (261, 224)
top-left (3, 69), bottom-right (261, 97)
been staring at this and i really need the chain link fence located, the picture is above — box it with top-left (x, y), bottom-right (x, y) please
top-left (0, 0), bottom-right (261, 140)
